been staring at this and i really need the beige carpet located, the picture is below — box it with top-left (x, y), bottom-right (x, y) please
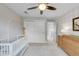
top-left (24, 43), bottom-right (67, 56)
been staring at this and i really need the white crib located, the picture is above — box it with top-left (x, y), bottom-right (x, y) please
top-left (0, 37), bottom-right (28, 56)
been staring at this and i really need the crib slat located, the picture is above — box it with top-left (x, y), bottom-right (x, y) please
top-left (0, 37), bottom-right (26, 56)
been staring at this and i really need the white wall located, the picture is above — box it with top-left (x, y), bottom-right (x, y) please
top-left (0, 4), bottom-right (24, 42)
top-left (58, 7), bottom-right (79, 35)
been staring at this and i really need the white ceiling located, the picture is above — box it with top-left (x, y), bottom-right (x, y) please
top-left (5, 3), bottom-right (79, 19)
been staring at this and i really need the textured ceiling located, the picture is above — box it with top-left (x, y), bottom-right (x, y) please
top-left (5, 3), bottom-right (79, 19)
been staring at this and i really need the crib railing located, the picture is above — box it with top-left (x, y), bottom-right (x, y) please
top-left (0, 37), bottom-right (27, 56)
top-left (0, 44), bottom-right (10, 56)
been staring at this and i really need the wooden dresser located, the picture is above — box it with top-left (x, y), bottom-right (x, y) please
top-left (58, 35), bottom-right (79, 56)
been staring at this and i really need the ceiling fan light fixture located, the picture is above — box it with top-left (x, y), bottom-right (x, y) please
top-left (38, 4), bottom-right (46, 11)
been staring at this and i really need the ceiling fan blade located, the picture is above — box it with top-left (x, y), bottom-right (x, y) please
top-left (40, 11), bottom-right (43, 15)
top-left (47, 6), bottom-right (56, 10)
top-left (27, 6), bottom-right (38, 10)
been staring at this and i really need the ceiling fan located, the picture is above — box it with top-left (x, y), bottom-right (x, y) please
top-left (26, 3), bottom-right (56, 15)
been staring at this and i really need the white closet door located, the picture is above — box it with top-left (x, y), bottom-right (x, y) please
top-left (25, 20), bottom-right (46, 43)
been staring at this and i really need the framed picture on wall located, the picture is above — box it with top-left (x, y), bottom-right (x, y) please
top-left (73, 17), bottom-right (79, 31)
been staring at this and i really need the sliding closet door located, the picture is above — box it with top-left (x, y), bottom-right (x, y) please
top-left (24, 20), bottom-right (46, 43)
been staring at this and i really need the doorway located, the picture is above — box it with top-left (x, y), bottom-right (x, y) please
top-left (24, 20), bottom-right (47, 43)
top-left (47, 21), bottom-right (57, 44)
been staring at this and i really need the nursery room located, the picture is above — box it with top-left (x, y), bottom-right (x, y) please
top-left (0, 3), bottom-right (79, 56)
